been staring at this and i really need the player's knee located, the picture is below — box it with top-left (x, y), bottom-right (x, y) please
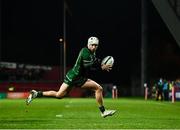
top-left (55, 93), bottom-right (65, 99)
top-left (97, 85), bottom-right (103, 92)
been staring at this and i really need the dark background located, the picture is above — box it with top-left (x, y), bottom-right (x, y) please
top-left (1, 0), bottom-right (180, 86)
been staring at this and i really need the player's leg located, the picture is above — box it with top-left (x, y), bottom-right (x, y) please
top-left (26, 83), bottom-right (69, 105)
top-left (81, 79), bottom-right (116, 118)
top-left (43, 83), bottom-right (69, 98)
top-left (81, 79), bottom-right (103, 106)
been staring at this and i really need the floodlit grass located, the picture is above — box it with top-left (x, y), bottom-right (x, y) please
top-left (0, 98), bottom-right (180, 129)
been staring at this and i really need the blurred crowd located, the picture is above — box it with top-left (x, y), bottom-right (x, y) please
top-left (0, 62), bottom-right (53, 81)
top-left (0, 66), bottom-right (45, 81)
top-left (151, 78), bottom-right (180, 101)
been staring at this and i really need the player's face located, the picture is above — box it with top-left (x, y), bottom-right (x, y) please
top-left (88, 44), bottom-right (98, 52)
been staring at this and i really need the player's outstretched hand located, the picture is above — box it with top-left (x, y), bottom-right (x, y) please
top-left (101, 64), bottom-right (112, 72)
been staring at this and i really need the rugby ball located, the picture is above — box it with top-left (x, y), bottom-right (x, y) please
top-left (101, 56), bottom-right (114, 66)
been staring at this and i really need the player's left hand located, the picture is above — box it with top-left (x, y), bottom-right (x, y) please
top-left (101, 64), bottom-right (112, 72)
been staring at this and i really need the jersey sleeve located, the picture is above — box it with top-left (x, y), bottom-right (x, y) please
top-left (72, 48), bottom-right (84, 75)
top-left (91, 57), bottom-right (102, 71)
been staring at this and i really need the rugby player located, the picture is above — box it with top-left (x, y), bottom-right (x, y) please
top-left (26, 36), bottom-right (116, 118)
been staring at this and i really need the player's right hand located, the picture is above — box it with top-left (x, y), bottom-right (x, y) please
top-left (101, 64), bottom-right (112, 72)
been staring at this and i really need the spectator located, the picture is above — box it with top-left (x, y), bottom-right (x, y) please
top-left (156, 78), bottom-right (163, 101)
top-left (163, 79), bottom-right (169, 101)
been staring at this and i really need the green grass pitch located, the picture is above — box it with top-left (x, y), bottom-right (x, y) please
top-left (0, 98), bottom-right (180, 129)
